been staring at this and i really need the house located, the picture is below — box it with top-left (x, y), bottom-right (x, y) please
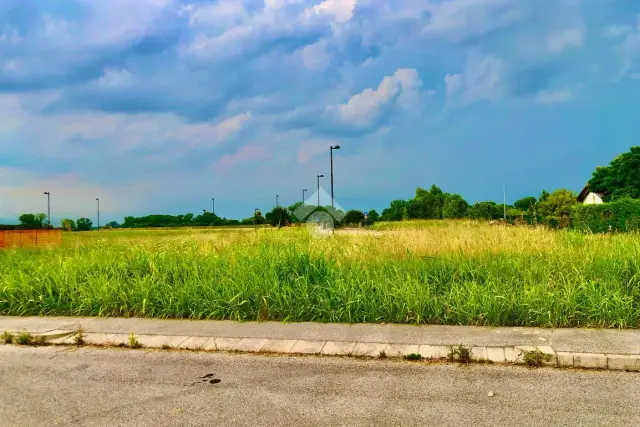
top-left (577, 185), bottom-right (604, 205)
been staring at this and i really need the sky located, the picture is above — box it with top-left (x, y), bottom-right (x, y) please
top-left (1, 0), bottom-right (640, 224)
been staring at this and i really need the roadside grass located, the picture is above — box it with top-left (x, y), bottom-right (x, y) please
top-left (1, 222), bottom-right (639, 328)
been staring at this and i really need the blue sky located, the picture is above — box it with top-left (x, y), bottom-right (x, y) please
top-left (1, 0), bottom-right (639, 224)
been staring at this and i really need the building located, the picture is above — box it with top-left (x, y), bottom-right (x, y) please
top-left (577, 185), bottom-right (604, 205)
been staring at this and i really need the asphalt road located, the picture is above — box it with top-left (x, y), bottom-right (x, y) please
top-left (1, 346), bottom-right (639, 427)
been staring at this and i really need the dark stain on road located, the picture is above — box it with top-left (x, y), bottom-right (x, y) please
top-left (190, 373), bottom-right (222, 386)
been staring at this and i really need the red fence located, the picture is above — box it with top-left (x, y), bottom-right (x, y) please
top-left (0, 230), bottom-right (62, 249)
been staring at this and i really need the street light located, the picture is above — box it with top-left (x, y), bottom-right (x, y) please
top-left (212, 198), bottom-right (215, 216)
top-left (316, 174), bottom-right (324, 207)
top-left (330, 145), bottom-right (341, 209)
top-left (43, 192), bottom-right (50, 226)
top-left (276, 194), bottom-right (279, 208)
top-left (302, 189), bottom-right (307, 204)
top-left (96, 198), bottom-right (100, 230)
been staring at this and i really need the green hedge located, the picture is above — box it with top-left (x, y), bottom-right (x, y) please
top-left (573, 198), bottom-right (640, 233)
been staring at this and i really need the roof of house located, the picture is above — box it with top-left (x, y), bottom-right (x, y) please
top-left (577, 185), bottom-right (605, 202)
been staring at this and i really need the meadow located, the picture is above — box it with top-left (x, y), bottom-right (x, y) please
top-left (1, 220), bottom-right (639, 328)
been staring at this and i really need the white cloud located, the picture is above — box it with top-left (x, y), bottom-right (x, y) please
top-left (216, 144), bottom-right (268, 168)
top-left (422, 0), bottom-right (525, 42)
top-left (301, 40), bottom-right (331, 70)
top-left (309, 0), bottom-right (357, 23)
top-left (445, 54), bottom-right (505, 105)
top-left (547, 28), bottom-right (585, 54)
top-left (534, 90), bottom-right (572, 104)
top-left (0, 93), bottom-right (251, 160)
top-left (337, 68), bottom-right (423, 124)
top-left (96, 68), bottom-right (133, 88)
top-left (603, 25), bottom-right (631, 38)
top-left (296, 139), bottom-right (338, 163)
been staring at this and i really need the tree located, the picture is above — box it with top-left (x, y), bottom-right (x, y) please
top-left (381, 200), bottom-right (407, 221)
top-left (588, 146), bottom-right (640, 201)
top-left (514, 197), bottom-right (537, 212)
top-left (537, 189), bottom-right (578, 224)
top-left (538, 190), bottom-right (550, 204)
top-left (60, 218), bottom-right (76, 231)
top-left (253, 210), bottom-right (265, 225)
top-left (19, 213), bottom-right (47, 229)
top-left (342, 210), bottom-right (365, 226)
top-left (366, 209), bottom-right (380, 224)
top-left (442, 194), bottom-right (469, 218)
top-left (106, 221), bottom-right (120, 229)
top-left (76, 218), bottom-right (93, 231)
top-left (467, 202), bottom-right (503, 220)
top-left (265, 207), bottom-right (291, 227)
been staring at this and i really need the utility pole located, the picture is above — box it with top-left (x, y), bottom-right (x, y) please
top-left (44, 192), bottom-right (50, 226)
top-left (212, 198), bottom-right (215, 216)
top-left (302, 189), bottom-right (307, 205)
top-left (96, 198), bottom-right (100, 229)
top-left (330, 145), bottom-right (341, 209)
top-left (317, 175), bottom-right (324, 207)
top-left (276, 194), bottom-right (279, 208)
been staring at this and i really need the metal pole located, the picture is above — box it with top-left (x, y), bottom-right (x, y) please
top-left (330, 148), bottom-right (334, 209)
top-left (276, 195), bottom-right (279, 208)
top-left (302, 189), bottom-right (306, 204)
top-left (96, 198), bottom-right (100, 229)
top-left (44, 192), bottom-right (50, 226)
top-left (212, 198), bottom-right (215, 216)
top-left (317, 176), bottom-right (320, 206)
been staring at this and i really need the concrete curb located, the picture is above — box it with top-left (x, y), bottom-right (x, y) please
top-left (3, 330), bottom-right (639, 372)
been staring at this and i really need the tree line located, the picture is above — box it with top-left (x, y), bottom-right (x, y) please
top-left (5, 146), bottom-right (638, 230)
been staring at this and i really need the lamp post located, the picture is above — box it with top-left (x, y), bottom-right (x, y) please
top-left (330, 145), bottom-right (340, 209)
top-left (44, 192), bottom-right (50, 226)
top-left (316, 174), bottom-right (324, 207)
top-left (96, 198), bottom-right (100, 229)
top-left (276, 194), bottom-right (279, 208)
top-left (212, 198), bottom-right (215, 216)
top-left (302, 189), bottom-right (307, 204)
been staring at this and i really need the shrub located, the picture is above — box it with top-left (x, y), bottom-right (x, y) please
top-left (573, 198), bottom-right (640, 233)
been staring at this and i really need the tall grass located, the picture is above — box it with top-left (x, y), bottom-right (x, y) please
top-left (1, 223), bottom-right (639, 328)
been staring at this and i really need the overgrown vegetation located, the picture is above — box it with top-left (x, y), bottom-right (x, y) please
top-left (522, 349), bottom-right (552, 367)
top-left (573, 199), bottom-right (640, 233)
top-left (448, 346), bottom-right (472, 364)
top-left (2, 331), bottom-right (13, 344)
top-left (3, 223), bottom-right (638, 327)
top-left (128, 333), bottom-right (142, 349)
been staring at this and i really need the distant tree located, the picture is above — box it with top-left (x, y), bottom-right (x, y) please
top-left (366, 209), bottom-right (380, 224)
top-left (537, 189), bottom-right (578, 223)
top-left (19, 213), bottom-right (47, 229)
top-left (467, 202), bottom-right (503, 220)
top-left (76, 218), bottom-right (93, 231)
top-left (382, 200), bottom-right (407, 221)
top-left (538, 190), bottom-right (551, 204)
top-left (60, 218), bottom-right (76, 231)
top-left (253, 210), bottom-right (265, 225)
top-left (588, 146), bottom-right (640, 201)
top-left (442, 194), bottom-right (469, 218)
top-left (342, 210), bottom-right (365, 226)
top-left (106, 221), bottom-right (120, 229)
top-left (407, 186), bottom-right (445, 219)
top-left (265, 207), bottom-right (291, 227)
top-left (514, 197), bottom-right (537, 212)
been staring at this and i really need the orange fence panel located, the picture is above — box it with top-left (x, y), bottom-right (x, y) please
top-left (0, 230), bottom-right (62, 249)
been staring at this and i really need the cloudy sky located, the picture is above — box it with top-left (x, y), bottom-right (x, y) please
top-left (1, 0), bottom-right (639, 224)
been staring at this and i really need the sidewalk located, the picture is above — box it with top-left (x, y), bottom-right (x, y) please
top-left (2, 316), bottom-right (640, 371)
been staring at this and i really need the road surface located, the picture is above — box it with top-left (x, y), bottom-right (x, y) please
top-left (1, 346), bottom-right (639, 426)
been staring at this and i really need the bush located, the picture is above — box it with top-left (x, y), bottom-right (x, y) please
top-left (342, 210), bottom-right (365, 226)
top-left (573, 198), bottom-right (640, 233)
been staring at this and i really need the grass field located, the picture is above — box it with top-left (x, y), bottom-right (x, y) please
top-left (1, 220), bottom-right (639, 328)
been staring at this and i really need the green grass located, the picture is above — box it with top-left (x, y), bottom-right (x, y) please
top-left (1, 222), bottom-right (639, 328)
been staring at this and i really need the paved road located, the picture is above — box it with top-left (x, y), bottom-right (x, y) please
top-left (1, 346), bottom-right (639, 427)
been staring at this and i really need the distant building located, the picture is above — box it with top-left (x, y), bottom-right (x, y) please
top-left (577, 185), bottom-right (604, 205)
